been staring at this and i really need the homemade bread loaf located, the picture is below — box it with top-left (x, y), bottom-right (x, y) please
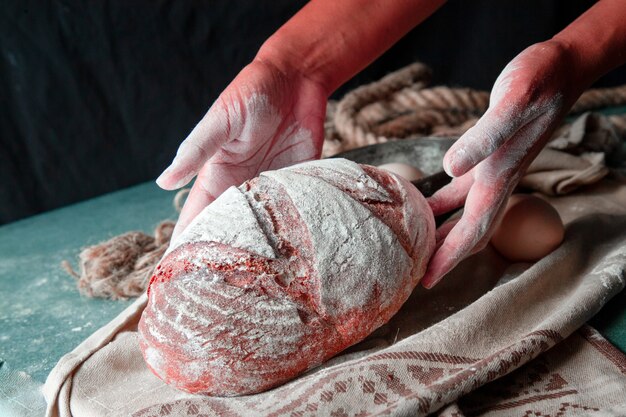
top-left (138, 158), bottom-right (435, 396)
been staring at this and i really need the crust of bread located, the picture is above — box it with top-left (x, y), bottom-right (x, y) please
top-left (139, 159), bottom-right (435, 396)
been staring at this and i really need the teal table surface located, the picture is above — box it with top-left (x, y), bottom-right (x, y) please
top-left (1, 178), bottom-right (625, 413)
top-left (0, 182), bottom-right (177, 415)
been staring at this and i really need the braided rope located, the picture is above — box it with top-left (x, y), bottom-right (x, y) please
top-left (328, 62), bottom-right (626, 155)
top-left (63, 189), bottom-right (187, 300)
top-left (333, 63), bottom-right (432, 147)
top-left (572, 85), bottom-right (626, 113)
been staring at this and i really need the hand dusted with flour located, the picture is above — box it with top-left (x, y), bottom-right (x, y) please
top-left (424, 0), bottom-right (626, 287)
top-left (422, 41), bottom-right (589, 288)
top-left (139, 158), bottom-right (435, 396)
top-left (156, 60), bottom-right (328, 239)
top-left (156, 0), bottom-right (446, 239)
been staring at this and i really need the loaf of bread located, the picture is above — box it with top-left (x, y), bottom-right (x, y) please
top-left (138, 158), bottom-right (435, 396)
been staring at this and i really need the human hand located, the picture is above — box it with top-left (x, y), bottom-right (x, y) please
top-left (421, 40), bottom-right (587, 288)
top-left (156, 59), bottom-right (327, 238)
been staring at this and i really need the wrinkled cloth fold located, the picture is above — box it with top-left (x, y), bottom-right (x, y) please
top-left (521, 112), bottom-right (624, 195)
top-left (44, 179), bottom-right (626, 416)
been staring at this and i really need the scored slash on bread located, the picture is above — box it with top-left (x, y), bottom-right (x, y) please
top-left (139, 158), bottom-right (435, 396)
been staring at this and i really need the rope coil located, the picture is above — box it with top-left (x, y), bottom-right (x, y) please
top-left (324, 62), bottom-right (626, 156)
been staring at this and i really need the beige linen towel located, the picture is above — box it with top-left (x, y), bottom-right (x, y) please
top-left (440, 325), bottom-right (626, 416)
top-left (44, 180), bottom-right (626, 416)
top-left (521, 112), bottom-right (623, 195)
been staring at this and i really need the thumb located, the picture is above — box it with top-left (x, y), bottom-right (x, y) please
top-left (157, 100), bottom-right (236, 190)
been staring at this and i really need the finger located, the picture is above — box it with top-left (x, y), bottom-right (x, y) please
top-left (171, 178), bottom-right (216, 240)
top-left (422, 175), bottom-right (507, 289)
top-left (435, 216), bottom-right (460, 245)
top-left (443, 106), bottom-right (528, 177)
top-left (157, 101), bottom-right (235, 190)
top-left (427, 173), bottom-right (474, 216)
top-left (423, 109), bottom-right (550, 288)
top-left (172, 161), bottom-right (253, 239)
top-left (421, 216), bottom-right (485, 289)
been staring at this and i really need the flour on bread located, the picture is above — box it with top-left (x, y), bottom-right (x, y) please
top-left (140, 158), bottom-right (435, 396)
top-left (262, 167), bottom-right (411, 317)
top-left (168, 186), bottom-right (276, 259)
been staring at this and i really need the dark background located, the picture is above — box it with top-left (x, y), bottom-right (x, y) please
top-left (2, 0), bottom-right (624, 225)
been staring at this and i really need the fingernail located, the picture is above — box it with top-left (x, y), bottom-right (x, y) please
top-left (447, 154), bottom-right (474, 178)
top-left (443, 157), bottom-right (455, 178)
top-left (156, 162), bottom-right (195, 190)
top-left (421, 275), bottom-right (441, 289)
top-left (421, 265), bottom-right (449, 289)
top-left (156, 166), bottom-right (174, 188)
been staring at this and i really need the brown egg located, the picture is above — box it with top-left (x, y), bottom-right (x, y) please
top-left (377, 162), bottom-right (424, 181)
top-left (491, 194), bottom-right (565, 262)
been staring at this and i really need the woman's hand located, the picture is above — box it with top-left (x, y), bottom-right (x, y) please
top-left (156, 59), bottom-right (327, 238)
top-left (421, 40), bottom-right (587, 288)
top-left (155, 0), bottom-right (448, 239)
top-left (422, 0), bottom-right (626, 288)
top-left (156, 0), bottom-right (447, 239)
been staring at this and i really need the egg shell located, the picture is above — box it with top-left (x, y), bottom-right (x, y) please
top-left (377, 162), bottom-right (424, 182)
top-left (491, 194), bottom-right (565, 262)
